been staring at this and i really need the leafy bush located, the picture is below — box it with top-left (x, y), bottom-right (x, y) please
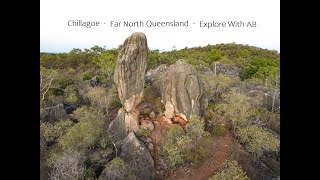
top-left (139, 127), bottom-right (152, 137)
top-left (163, 116), bottom-right (211, 168)
top-left (91, 51), bottom-right (116, 75)
top-left (59, 121), bottom-right (101, 151)
top-left (84, 168), bottom-right (96, 180)
top-left (199, 74), bottom-right (240, 101)
top-left (241, 58), bottom-right (279, 83)
top-left (40, 120), bottom-right (73, 154)
top-left (86, 86), bottom-right (121, 113)
top-left (256, 109), bottom-right (280, 134)
top-left (212, 125), bottom-right (226, 136)
top-left (209, 160), bottom-right (249, 180)
top-left (216, 90), bottom-right (262, 133)
top-left (209, 48), bottom-right (222, 63)
top-left (59, 106), bottom-right (106, 151)
top-left (80, 70), bottom-right (94, 80)
top-left (219, 56), bottom-right (234, 64)
top-left (163, 127), bottom-right (186, 167)
top-left (100, 157), bottom-right (126, 180)
top-left (49, 150), bottom-right (86, 180)
top-left (236, 126), bottom-right (280, 161)
top-left (71, 106), bottom-right (103, 122)
top-left (63, 84), bottom-right (80, 105)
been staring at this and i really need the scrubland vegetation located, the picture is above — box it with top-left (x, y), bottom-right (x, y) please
top-left (40, 43), bottom-right (279, 179)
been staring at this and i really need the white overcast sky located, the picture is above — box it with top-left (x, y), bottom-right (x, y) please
top-left (40, 0), bottom-right (280, 53)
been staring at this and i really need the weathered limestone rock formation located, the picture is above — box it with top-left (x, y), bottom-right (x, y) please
top-left (160, 60), bottom-right (208, 120)
top-left (108, 32), bottom-right (149, 145)
top-left (107, 108), bottom-right (140, 147)
top-left (114, 32), bottom-right (149, 112)
top-left (145, 64), bottom-right (168, 85)
top-left (105, 32), bottom-right (156, 179)
top-left (119, 132), bottom-right (156, 179)
top-left (99, 132), bottom-right (156, 179)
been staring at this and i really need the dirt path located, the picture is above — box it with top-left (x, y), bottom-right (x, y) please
top-left (166, 129), bottom-right (234, 180)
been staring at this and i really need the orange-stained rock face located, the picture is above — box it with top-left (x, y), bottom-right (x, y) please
top-left (173, 115), bottom-right (188, 128)
top-left (160, 116), bottom-right (173, 126)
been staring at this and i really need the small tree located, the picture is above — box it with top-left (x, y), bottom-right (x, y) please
top-left (40, 66), bottom-right (59, 101)
top-left (209, 48), bottom-right (222, 63)
top-left (199, 73), bottom-right (240, 101)
top-left (236, 126), bottom-right (280, 161)
top-left (59, 106), bottom-right (105, 152)
top-left (216, 90), bottom-right (262, 134)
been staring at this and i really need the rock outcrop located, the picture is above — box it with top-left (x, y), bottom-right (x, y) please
top-left (160, 60), bottom-right (208, 120)
top-left (98, 133), bottom-right (155, 180)
top-left (114, 32), bottom-right (149, 112)
top-left (108, 32), bottom-right (149, 145)
top-left (106, 32), bottom-right (157, 179)
top-left (107, 108), bottom-right (129, 147)
top-left (145, 64), bottom-right (168, 85)
top-left (120, 132), bottom-right (156, 179)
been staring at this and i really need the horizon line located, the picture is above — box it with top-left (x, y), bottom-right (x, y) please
top-left (40, 42), bottom-right (280, 54)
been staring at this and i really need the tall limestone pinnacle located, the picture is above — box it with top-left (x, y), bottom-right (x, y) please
top-left (114, 32), bottom-right (149, 112)
top-left (105, 32), bottom-right (156, 179)
top-left (108, 32), bottom-right (149, 145)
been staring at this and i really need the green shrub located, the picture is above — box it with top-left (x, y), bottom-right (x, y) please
top-left (71, 106), bottom-right (104, 123)
top-left (163, 116), bottom-right (211, 168)
top-left (86, 86), bottom-right (121, 113)
top-left (84, 168), bottom-right (96, 180)
top-left (80, 70), bottom-right (94, 80)
top-left (219, 56), bottom-right (234, 64)
top-left (59, 121), bottom-right (101, 151)
top-left (139, 127), bottom-right (151, 137)
top-left (53, 77), bottom-right (73, 89)
top-left (209, 160), bottom-right (249, 180)
top-left (256, 109), bottom-right (280, 134)
top-left (185, 116), bottom-right (211, 162)
top-left (216, 90), bottom-right (262, 134)
top-left (212, 125), bottom-right (225, 136)
top-left (164, 144), bottom-right (184, 168)
top-left (100, 157), bottom-right (126, 179)
top-left (209, 48), bottom-right (222, 63)
top-left (199, 74), bottom-right (240, 100)
top-left (40, 120), bottom-right (73, 154)
top-left (64, 84), bottom-right (80, 105)
top-left (59, 106), bottom-right (106, 151)
top-left (236, 126), bottom-right (280, 161)
top-left (163, 127), bottom-right (185, 168)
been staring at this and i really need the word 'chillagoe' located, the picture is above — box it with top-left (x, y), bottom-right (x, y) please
top-left (68, 20), bottom-right (100, 28)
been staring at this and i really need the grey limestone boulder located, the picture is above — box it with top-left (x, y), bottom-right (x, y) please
top-left (120, 132), bottom-right (156, 179)
top-left (160, 60), bottom-right (208, 120)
